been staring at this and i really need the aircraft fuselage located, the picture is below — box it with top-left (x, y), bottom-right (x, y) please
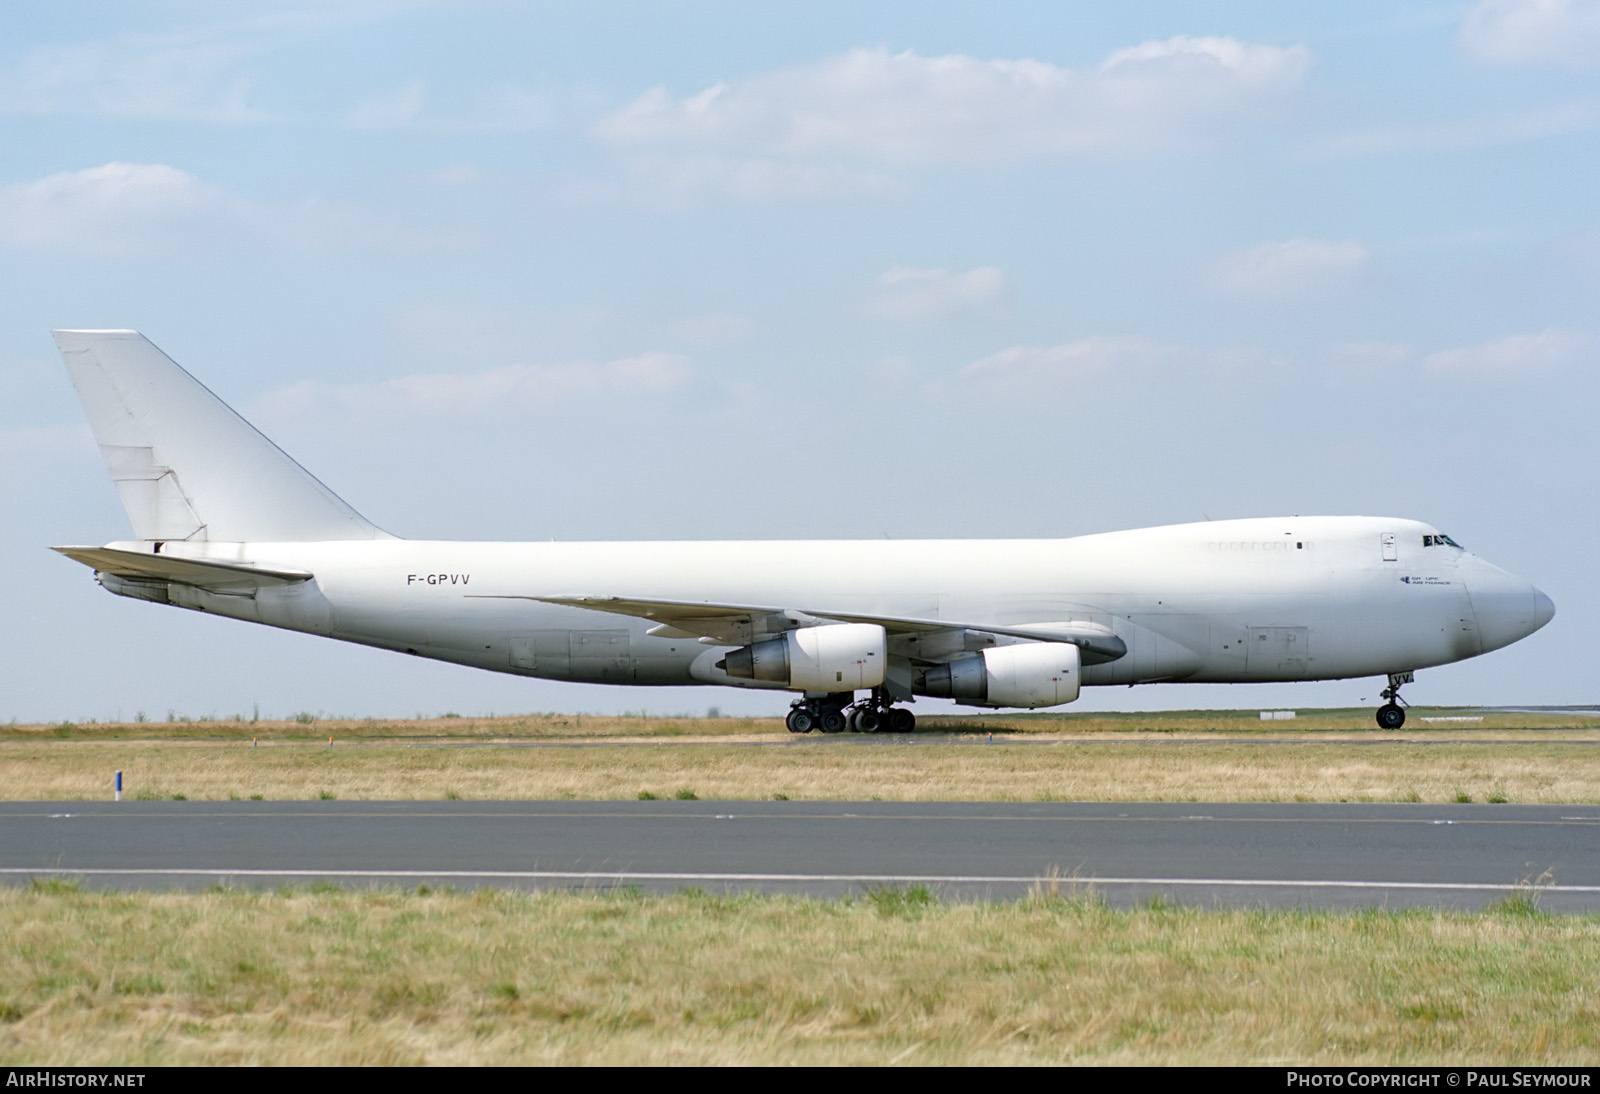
top-left (92, 514), bottom-right (1553, 696)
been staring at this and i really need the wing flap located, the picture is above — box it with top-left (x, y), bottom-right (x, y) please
top-left (527, 594), bottom-right (821, 645)
top-left (54, 546), bottom-right (313, 592)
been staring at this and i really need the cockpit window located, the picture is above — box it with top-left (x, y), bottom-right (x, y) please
top-left (1423, 534), bottom-right (1463, 549)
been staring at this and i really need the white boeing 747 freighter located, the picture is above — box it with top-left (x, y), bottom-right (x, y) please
top-left (51, 331), bottom-right (1554, 733)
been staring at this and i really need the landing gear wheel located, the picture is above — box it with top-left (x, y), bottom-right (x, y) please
top-left (1375, 671), bottom-right (1413, 730)
top-left (852, 708), bottom-right (882, 733)
top-left (792, 694), bottom-right (854, 735)
top-left (843, 687), bottom-right (915, 735)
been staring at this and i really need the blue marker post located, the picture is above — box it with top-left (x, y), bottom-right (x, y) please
top-left (115, 770), bottom-right (122, 802)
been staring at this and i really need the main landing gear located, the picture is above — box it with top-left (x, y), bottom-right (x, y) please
top-left (785, 688), bottom-right (916, 734)
top-left (1375, 671), bottom-right (1413, 729)
top-left (784, 697), bottom-right (844, 734)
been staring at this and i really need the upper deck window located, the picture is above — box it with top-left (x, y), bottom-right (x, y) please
top-left (1423, 534), bottom-right (1463, 549)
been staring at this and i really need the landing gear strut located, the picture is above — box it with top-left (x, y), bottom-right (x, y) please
top-left (785, 689), bottom-right (917, 734)
top-left (1376, 671), bottom-right (1412, 729)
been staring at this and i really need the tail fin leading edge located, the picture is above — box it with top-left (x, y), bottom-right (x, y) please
top-left (53, 330), bottom-right (393, 543)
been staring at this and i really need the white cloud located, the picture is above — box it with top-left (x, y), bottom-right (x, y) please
top-left (0, 29), bottom-right (266, 121)
top-left (258, 354), bottom-right (692, 419)
top-left (949, 335), bottom-right (1177, 392)
top-left (346, 82), bottom-right (550, 132)
top-left (924, 323), bottom-right (1587, 399)
top-left (661, 314), bottom-right (755, 347)
top-left (1460, 0), bottom-right (1600, 67)
top-left (473, 85), bottom-right (550, 131)
top-left (1421, 329), bottom-right (1587, 372)
top-left (1212, 238), bottom-right (1369, 298)
top-left (599, 155), bottom-right (899, 204)
top-left (0, 163), bottom-right (250, 255)
top-left (865, 266), bottom-right (1006, 321)
top-left (1324, 332), bottom-right (1587, 375)
top-left (389, 302), bottom-right (645, 368)
top-left (417, 164), bottom-right (486, 187)
top-left (595, 39), bottom-right (1312, 172)
top-left (1309, 101), bottom-right (1597, 157)
top-left (1322, 341), bottom-right (1415, 372)
top-left (348, 80), bottom-right (426, 130)
top-left (0, 162), bottom-right (470, 256)
top-left (0, 6), bottom-right (422, 121)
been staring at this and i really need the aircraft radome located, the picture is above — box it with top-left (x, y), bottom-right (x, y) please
top-left (51, 330), bottom-right (1554, 733)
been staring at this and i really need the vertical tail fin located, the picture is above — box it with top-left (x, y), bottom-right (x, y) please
top-left (54, 330), bottom-right (393, 543)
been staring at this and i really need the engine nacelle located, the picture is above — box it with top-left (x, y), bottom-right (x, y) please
top-left (920, 642), bottom-right (1081, 708)
top-left (718, 623), bottom-right (887, 692)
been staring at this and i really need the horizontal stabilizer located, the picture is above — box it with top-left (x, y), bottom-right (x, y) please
top-left (54, 546), bottom-right (313, 592)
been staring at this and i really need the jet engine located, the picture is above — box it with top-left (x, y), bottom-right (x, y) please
top-left (718, 623), bottom-right (887, 691)
top-left (920, 642), bottom-right (1081, 708)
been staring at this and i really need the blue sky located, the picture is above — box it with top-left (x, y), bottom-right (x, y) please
top-left (2, 1), bottom-right (1596, 721)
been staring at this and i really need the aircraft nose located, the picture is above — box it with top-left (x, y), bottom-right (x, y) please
top-left (1468, 564), bottom-right (1554, 653)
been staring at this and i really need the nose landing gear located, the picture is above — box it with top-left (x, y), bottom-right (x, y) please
top-left (1375, 671), bottom-right (1413, 729)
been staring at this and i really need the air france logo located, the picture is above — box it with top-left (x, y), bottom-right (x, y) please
top-left (1400, 576), bottom-right (1451, 586)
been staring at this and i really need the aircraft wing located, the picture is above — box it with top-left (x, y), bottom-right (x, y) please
top-left (500, 593), bottom-right (1127, 663)
top-left (53, 546), bottom-right (313, 592)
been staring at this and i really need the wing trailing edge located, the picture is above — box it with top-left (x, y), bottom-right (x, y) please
top-left (477, 593), bottom-right (1128, 663)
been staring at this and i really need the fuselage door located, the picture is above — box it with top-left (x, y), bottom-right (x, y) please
top-left (572, 629), bottom-right (633, 683)
top-left (1381, 533), bottom-right (1397, 562)
top-left (1246, 626), bottom-right (1310, 678)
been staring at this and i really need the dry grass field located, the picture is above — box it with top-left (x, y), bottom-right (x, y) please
top-left (4, 709), bottom-right (1598, 804)
top-left (4, 881), bottom-right (1598, 1066)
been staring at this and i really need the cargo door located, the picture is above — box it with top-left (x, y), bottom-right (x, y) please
top-left (571, 629), bottom-right (633, 682)
top-left (508, 631), bottom-right (573, 676)
top-left (1246, 626), bottom-right (1310, 678)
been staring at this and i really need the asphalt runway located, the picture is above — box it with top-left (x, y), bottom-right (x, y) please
top-left (6, 800), bottom-right (1600, 911)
